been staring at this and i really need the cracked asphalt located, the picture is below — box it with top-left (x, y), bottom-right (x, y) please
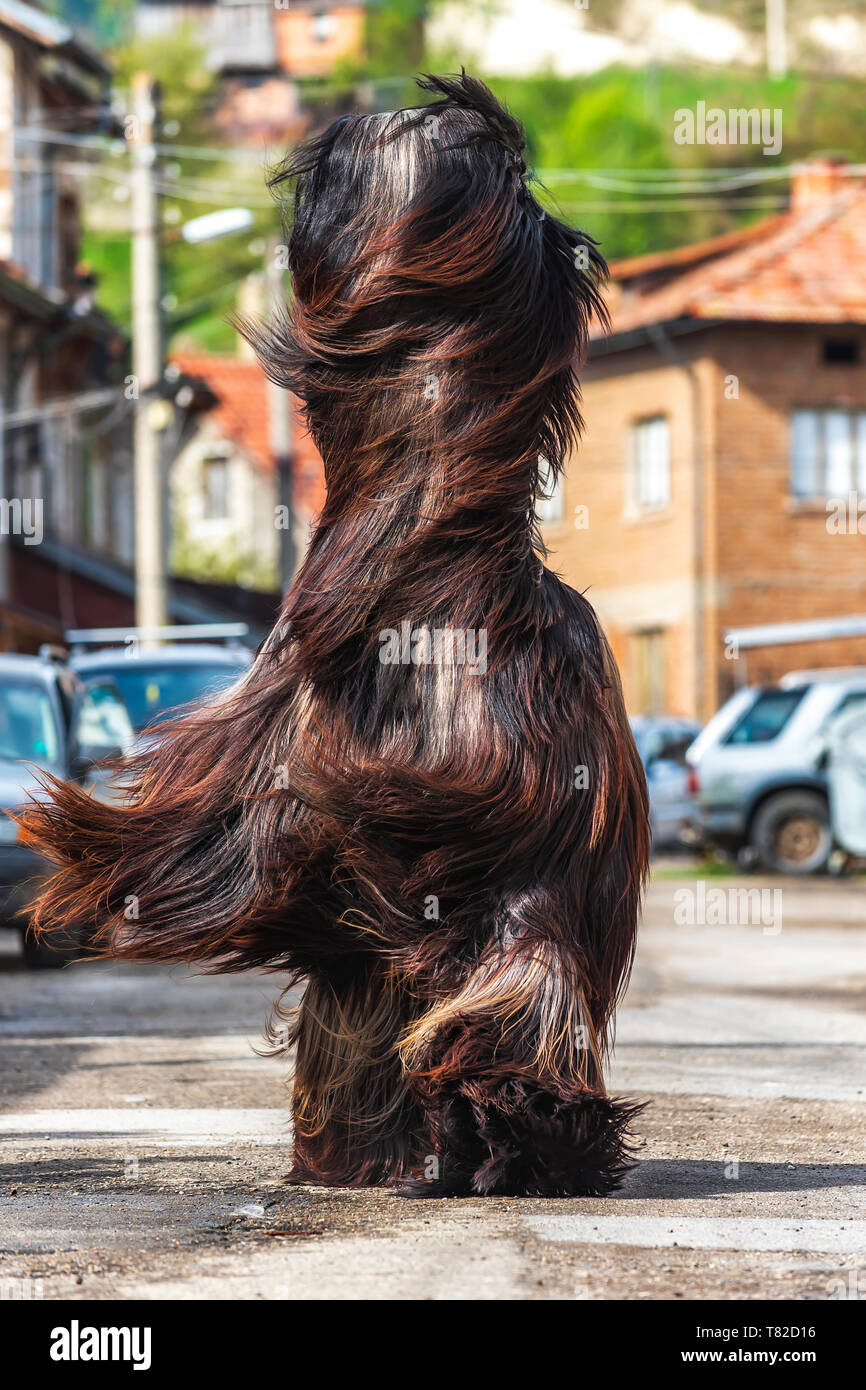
top-left (1, 867), bottom-right (864, 1300)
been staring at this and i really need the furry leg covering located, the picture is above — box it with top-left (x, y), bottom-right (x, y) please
top-left (282, 962), bottom-right (423, 1187)
top-left (397, 933), bottom-right (643, 1197)
top-left (279, 934), bottom-right (642, 1197)
top-left (405, 1080), bottom-right (641, 1197)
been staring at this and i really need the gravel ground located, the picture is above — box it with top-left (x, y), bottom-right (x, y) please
top-left (1, 868), bottom-right (864, 1301)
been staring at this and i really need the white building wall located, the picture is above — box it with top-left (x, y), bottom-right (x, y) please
top-left (170, 422), bottom-right (278, 589)
top-left (427, 0), bottom-right (755, 78)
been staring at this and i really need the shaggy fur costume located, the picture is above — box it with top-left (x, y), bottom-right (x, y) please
top-left (20, 74), bottom-right (649, 1196)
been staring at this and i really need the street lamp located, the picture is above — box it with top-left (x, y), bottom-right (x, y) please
top-left (180, 207), bottom-right (255, 245)
top-left (130, 76), bottom-right (258, 633)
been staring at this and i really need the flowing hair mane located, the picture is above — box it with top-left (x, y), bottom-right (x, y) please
top-left (18, 74), bottom-right (648, 1197)
top-left (246, 72), bottom-right (609, 681)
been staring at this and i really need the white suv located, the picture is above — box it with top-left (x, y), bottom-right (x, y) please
top-left (687, 668), bottom-right (866, 874)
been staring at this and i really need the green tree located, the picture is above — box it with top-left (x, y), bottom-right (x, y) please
top-left (83, 27), bottom-right (279, 352)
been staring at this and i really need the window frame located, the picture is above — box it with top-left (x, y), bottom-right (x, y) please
top-left (535, 455), bottom-right (564, 524)
top-left (629, 415), bottom-right (671, 515)
top-left (201, 453), bottom-right (231, 521)
top-left (311, 10), bottom-right (334, 43)
top-left (790, 407), bottom-right (866, 500)
top-left (630, 626), bottom-right (667, 717)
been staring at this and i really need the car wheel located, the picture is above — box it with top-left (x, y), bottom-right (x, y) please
top-left (750, 791), bottom-right (831, 875)
top-left (21, 925), bottom-right (80, 970)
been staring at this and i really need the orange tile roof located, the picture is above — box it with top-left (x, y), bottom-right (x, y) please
top-left (608, 215), bottom-right (789, 284)
top-left (172, 352), bottom-right (326, 518)
top-left (599, 169), bottom-right (866, 339)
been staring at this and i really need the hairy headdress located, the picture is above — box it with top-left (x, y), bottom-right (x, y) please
top-left (20, 75), bottom-right (649, 1196)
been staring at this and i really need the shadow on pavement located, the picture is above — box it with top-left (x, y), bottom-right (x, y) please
top-left (623, 1158), bottom-right (866, 1198)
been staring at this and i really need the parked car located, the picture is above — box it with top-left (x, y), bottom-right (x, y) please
top-left (826, 701), bottom-right (866, 860)
top-left (69, 641), bottom-right (252, 735)
top-left (687, 668), bottom-right (866, 874)
top-left (630, 716), bottom-right (702, 849)
top-left (0, 652), bottom-right (135, 967)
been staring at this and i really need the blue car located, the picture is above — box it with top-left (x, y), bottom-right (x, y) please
top-left (0, 651), bottom-right (135, 966)
top-left (630, 716), bottom-right (702, 850)
top-left (69, 640), bottom-right (252, 735)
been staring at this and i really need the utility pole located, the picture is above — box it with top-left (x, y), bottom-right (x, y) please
top-left (130, 72), bottom-right (167, 630)
top-left (766, 0), bottom-right (788, 80)
top-left (266, 236), bottom-right (296, 596)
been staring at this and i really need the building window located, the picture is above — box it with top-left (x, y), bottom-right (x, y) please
top-left (311, 11), bottom-right (334, 42)
top-left (790, 408), bottom-right (866, 498)
top-left (631, 416), bottom-right (670, 512)
top-left (535, 455), bottom-right (564, 522)
top-left (822, 339), bottom-right (860, 366)
top-left (631, 628), bottom-right (666, 716)
top-left (203, 456), bottom-right (229, 519)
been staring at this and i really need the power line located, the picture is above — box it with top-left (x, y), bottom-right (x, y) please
top-left (164, 274), bottom-right (255, 321)
top-left (552, 199), bottom-right (788, 212)
top-left (153, 181), bottom-right (272, 208)
top-left (539, 164), bottom-right (866, 192)
top-left (15, 124), bottom-right (866, 199)
top-left (1, 388), bottom-right (124, 431)
top-left (14, 126), bottom-right (267, 164)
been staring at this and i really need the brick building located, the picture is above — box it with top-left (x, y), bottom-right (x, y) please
top-left (170, 352), bottom-right (325, 590)
top-left (208, 0), bottom-right (367, 80)
top-left (138, 0), bottom-right (366, 74)
top-left (541, 163), bottom-right (866, 722)
top-left (0, 0), bottom-right (137, 650)
top-left (273, 1), bottom-right (366, 79)
top-left (137, 0), bottom-right (368, 142)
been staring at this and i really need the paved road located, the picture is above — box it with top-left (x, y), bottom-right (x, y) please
top-left (1, 870), bottom-right (864, 1300)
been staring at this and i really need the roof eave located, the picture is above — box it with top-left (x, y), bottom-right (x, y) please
top-left (0, 1), bottom-right (111, 79)
top-left (588, 316), bottom-right (723, 358)
top-left (589, 310), bottom-right (866, 357)
top-left (0, 264), bottom-right (62, 320)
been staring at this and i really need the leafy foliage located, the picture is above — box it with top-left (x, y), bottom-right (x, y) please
top-left (82, 26), bottom-right (279, 353)
top-left (80, 9), bottom-right (866, 328)
top-left (483, 64), bottom-right (866, 260)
